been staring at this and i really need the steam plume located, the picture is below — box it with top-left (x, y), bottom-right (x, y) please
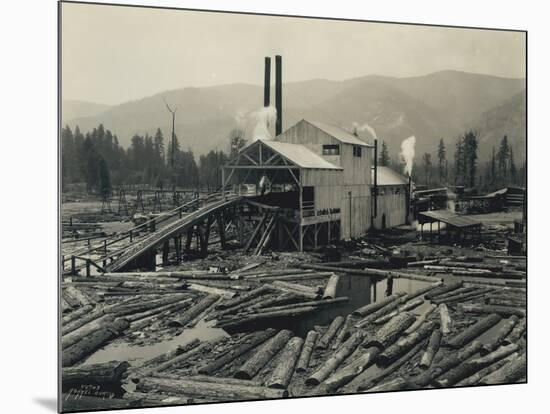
top-left (252, 106), bottom-right (277, 141)
top-left (400, 135), bottom-right (416, 176)
top-left (352, 122), bottom-right (378, 140)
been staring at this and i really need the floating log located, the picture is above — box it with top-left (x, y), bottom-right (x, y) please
top-left (137, 339), bottom-right (200, 370)
top-left (104, 294), bottom-right (189, 316)
top-left (64, 285), bottom-right (93, 307)
top-left (62, 361), bottom-right (130, 391)
top-left (455, 352), bottom-right (519, 386)
top-left (62, 314), bottom-right (116, 349)
top-left (352, 292), bottom-right (407, 317)
top-left (62, 308), bottom-right (105, 336)
top-left (352, 341), bottom-right (424, 392)
top-left (248, 293), bottom-right (303, 310)
top-left (432, 288), bottom-right (493, 305)
top-left (378, 321), bottom-right (436, 365)
top-left (444, 261), bottom-right (503, 271)
top-left (266, 336), bottom-right (304, 388)
top-left (439, 304), bottom-right (452, 335)
top-left (248, 297), bottom-right (349, 316)
top-left (151, 337), bottom-right (225, 374)
top-left (322, 346), bottom-right (381, 392)
top-left (136, 376), bottom-right (287, 400)
top-left (240, 269), bottom-right (312, 279)
top-left (430, 286), bottom-right (478, 302)
top-left (296, 330), bottom-right (319, 372)
top-left (62, 304), bottom-right (94, 325)
top-left (210, 294), bottom-right (279, 320)
top-left (478, 352), bottom-right (526, 385)
top-left (402, 282), bottom-right (443, 302)
top-left (198, 329), bottom-right (277, 375)
top-left (446, 314), bottom-right (502, 349)
top-left (168, 295), bottom-right (220, 327)
top-left (317, 316), bottom-right (345, 350)
top-left (404, 305), bottom-right (437, 335)
top-left (63, 318), bottom-right (130, 367)
top-left (355, 295), bottom-right (410, 328)
top-left (424, 281), bottom-right (463, 300)
top-left (485, 297), bottom-right (526, 307)
top-left (458, 304), bottom-right (525, 318)
top-left (367, 377), bottom-right (411, 392)
top-left (322, 274), bottom-right (340, 299)
top-left (255, 272), bottom-right (334, 282)
top-left (364, 312), bottom-right (416, 349)
top-left (412, 340), bottom-right (483, 387)
top-left (126, 298), bottom-right (193, 323)
top-left (217, 306), bottom-right (317, 331)
top-left (307, 331), bottom-right (365, 386)
top-left (503, 317), bottom-right (526, 345)
top-left (216, 285), bottom-right (273, 310)
top-left (480, 316), bottom-right (519, 355)
top-left (407, 259), bottom-right (441, 267)
top-left (373, 298), bottom-right (424, 325)
top-left (186, 283), bottom-right (236, 298)
top-left (434, 343), bottom-right (520, 387)
top-left (271, 280), bottom-right (321, 300)
top-left (332, 315), bottom-right (354, 350)
top-left (234, 330), bottom-right (293, 379)
top-left (419, 328), bottom-right (442, 369)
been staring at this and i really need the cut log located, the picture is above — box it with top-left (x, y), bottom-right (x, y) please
top-left (478, 352), bottom-right (526, 385)
top-left (378, 321), bottom-right (436, 365)
top-left (216, 285), bottom-right (273, 310)
top-left (256, 272), bottom-right (334, 282)
top-left (455, 352), bottom-right (519, 386)
top-left (62, 361), bottom-right (130, 391)
top-left (480, 316), bottom-right (519, 355)
top-left (502, 317), bottom-right (526, 345)
top-left (404, 304), bottom-right (437, 335)
top-left (266, 336), bottom-right (304, 388)
top-left (439, 304), bottom-right (452, 335)
top-left (322, 274), bottom-right (340, 299)
top-left (62, 308), bottom-right (105, 336)
top-left (136, 376), bottom-right (287, 400)
top-left (424, 281), bottom-right (463, 300)
top-left (434, 343), bottom-right (520, 387)
top-left (168, 295), bottom-right (220, 327)
top-left (306, 331), bottom-right (365, 385)
top-left (322, 346), bottom-right (381, 392)
top-left (432, 288), bottom-right (493, 305)
top-left (367, 377), bottom-right (411, 392)
top-left (316, 316), bottom-right (345, 350)
top-left (446, 314), bottom-right (502, 349)
top-left (458, 304), bottom-right (525, 318)
top-left (373, 298), bottom-right (424, 325)
top-left (352, 341), bottom-right (424, 392)
top-left (62, 318), bottom-right (130, 367)
top-left (355, 295), bottom-right (411, 328)
top-left (234, 330), bottom-right (293, 380)
top-left (332, 315), bottom-right (354, 350)
top-left (210, 294), bottom-right (279, 320)
top-left (198, 329), bottom-right (277, 375)
top-left (419, 328), bottom-right (442, 369)
top-left (485, 297), bottom-right (526, 307)
top-left (296, 330), bottom-right (319, 372)
top-left (248, 293), bottom-right (303, 310)
top-left (104, 294), bottom-right (189, 316)
top-left (352, 292), bottom-right (407, 317)
top-left (363, 312), bottom-right (416, 349)
top-left (126, 298), bottom-right (193, 322)
top-left (430, 286), bottom-right (479, 302)
top-left (137, 339), bottom-right (200, 370)
top-left (186, 283), bottom-right (236, 298)
top-left (64, 285), bottom-right (93, 307)
top-left (402, 282), bottom-right (444, 302)
top-left (248, 297), bottom-right (349, 316)
top-left (271, 280), bottom-right (322, 300)
top-left (217, 306), bottom-right (317, 331)
top-left (62, 304), bottom-right (94, 325)
top-left (62, 314), bottom-right (116, 348)
top-left (150, 337), bottom-right (226, 374)
top-left (412, 340), bottom-right (483, 387)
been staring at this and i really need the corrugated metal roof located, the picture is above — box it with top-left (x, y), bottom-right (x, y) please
top-left (304, 120), bottom-right (372, 147)
top-left (372, 166), bottom-right (409, 186)
top-left (261, 140), bottom-right (343, 170)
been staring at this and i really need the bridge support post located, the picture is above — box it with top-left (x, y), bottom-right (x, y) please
top-left (162, 241), bottom-right (169, 264)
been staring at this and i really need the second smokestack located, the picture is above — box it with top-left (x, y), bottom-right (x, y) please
top-left (264, 57), bottom-right (271, 107)
top-left (275, 55), bottom-right (282, 136)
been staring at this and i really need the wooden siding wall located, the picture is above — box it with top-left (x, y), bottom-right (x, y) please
top-left (372, 186), bottom-right (408, 229)
top-left (340, 185), bottom-right (372, 239)
top-left (301, 170), bottom-right (342, 213)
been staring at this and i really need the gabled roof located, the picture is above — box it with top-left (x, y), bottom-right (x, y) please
top-left (372, 166), bottom-right (409, 186)
top-left (261, 140), bottom-right (342, 170)
top-left (304, 119), bottom-right (373, 147)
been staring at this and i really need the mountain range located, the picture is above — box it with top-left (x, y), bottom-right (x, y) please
top-left (63, 70), bottom-right (526, 161)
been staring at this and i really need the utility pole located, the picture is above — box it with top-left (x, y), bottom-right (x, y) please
top-left (163, 97), bottom-right (178, 188)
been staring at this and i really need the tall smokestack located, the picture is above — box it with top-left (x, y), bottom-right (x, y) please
top-left (264, 57), bottom-right (271, 107)
top-left (373, 139), bottom-right (378, 219)
top-left (275, 55), bottom-right (282, 136)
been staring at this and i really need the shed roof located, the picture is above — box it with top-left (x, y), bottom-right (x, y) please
top-left (419, 210), bottom-right (481, 229)
top-left (261, 140), bottom-right (342, 170)
top-left (372, 166), bottom-right (409, 186)
top-left (304, 120), bottom-right (372, 147)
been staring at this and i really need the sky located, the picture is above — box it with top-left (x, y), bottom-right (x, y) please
top-left (61, 2), bottom-right (526, 105)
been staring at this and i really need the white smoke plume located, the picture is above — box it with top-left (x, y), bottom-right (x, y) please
top-left (252, 106), bottom-right (277, 142)
top-left (400, 135), bottom-right (416, 176)
top-left (352, 121), bottom-right (378, 140)
top-left (446, 187), bottom-right (456, 213)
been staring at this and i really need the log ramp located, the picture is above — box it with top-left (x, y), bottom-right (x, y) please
top-left (60, 254), bottom-right (526, 409)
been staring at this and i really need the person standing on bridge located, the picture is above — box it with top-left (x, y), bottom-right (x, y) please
top-left (259, 174), bottom-right (269, 196)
